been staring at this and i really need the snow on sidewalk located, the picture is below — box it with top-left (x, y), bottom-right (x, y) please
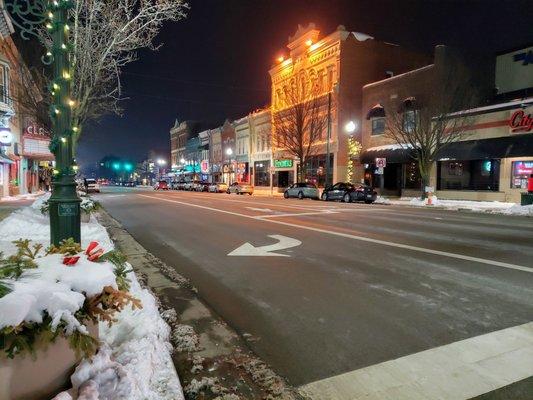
top-left (0, 190), bottom-right (47, 202)
top-left (375, 196), bottom-right (533, 216)
top-left (0, 193), bottom-right (184, 400)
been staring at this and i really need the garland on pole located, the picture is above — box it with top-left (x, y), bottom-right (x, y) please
top-left (346, 135), bottom-right (362, 183)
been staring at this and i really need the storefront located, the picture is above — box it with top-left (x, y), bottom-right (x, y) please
top-left (361, 99), bottom-right (533, 202)
top-left (22, 123), bottom-right (54, 193)
top-left (301, 154), bottom-right (334, 188)
top-left (253, 160), bottom-right (270, 187)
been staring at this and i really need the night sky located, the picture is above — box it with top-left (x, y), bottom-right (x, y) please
top-left (76, 0), bottom-right (533, 172)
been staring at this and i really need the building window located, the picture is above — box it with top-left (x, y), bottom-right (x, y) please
top-left (254, 161), bottom-right (270, 186)
top-left (371, 117), bottom-right (385, 135)
top-left (437, 159), bottom-right (500, 191)
top-left (511, 161), bottom-right (533, 189)
top-left (403, 110), bottom-right (417, 132)
top-left (0, 64), bottom-right (9, 104)
top-left (302, 154), bottom-right (333, 188)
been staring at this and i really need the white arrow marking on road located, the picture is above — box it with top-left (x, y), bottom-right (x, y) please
top-left (246, 207), bottom-right (274, 212)
top-left (228, 234), bottom-right (301, 257)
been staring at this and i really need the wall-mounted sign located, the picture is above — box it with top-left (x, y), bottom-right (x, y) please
top-left (0, 128), bottom-right (12, 146)
top-left (509, 109), bottom-right (533, 133)
top-left (375, 157), bottom-right (387, 168)
top-left (24, 123), bottom-right (50, 137)
top-left (496, 46), bottom-right (533, 94)
top-left (200, 160), bottom-right (209, 174)
top-left (274, 159), bottom-right (293, 168)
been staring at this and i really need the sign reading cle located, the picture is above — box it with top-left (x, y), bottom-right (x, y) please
top-left (509, 110), bottom-right (533, 133)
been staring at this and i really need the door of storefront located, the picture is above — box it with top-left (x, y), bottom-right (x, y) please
top-left (383, 163), bottom-right (402, 196)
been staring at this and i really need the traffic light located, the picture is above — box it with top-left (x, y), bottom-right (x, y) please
top-left (112, 162), bottom-right (120, 170)
top-left (124, 163), bottom-right (133, 171)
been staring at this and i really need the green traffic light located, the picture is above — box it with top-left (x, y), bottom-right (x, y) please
top-left (124, 163), bottom-right (133, 171)
top-left (112, 162), bottom-right (120, 170)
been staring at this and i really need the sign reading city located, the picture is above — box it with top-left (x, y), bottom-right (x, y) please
top-left (274, 159), bottom-right (293, 169)
top-left (509, 109), bottom-right (533, 133)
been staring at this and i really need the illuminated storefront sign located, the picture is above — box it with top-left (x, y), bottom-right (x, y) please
top-left (509, 110), bottom-right (533, 133)
top-left (274, 159), bottom-right (293, 168)
top-left (0, 129), bottom-right (12, 146)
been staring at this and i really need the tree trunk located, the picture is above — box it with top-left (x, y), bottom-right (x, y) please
top-left (418, 160), bottom-right (433, 200)
top-left (299, 157), bottom-right (305, 182)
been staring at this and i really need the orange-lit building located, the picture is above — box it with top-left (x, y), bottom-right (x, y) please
top-left (268, 23), bottom-right (429, 187)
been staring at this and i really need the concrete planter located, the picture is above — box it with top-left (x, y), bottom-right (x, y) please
top-left (0, 323), bottom-right (98, 400)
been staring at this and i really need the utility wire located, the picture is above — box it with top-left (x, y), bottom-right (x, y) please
top-left (122, 71), bottom-right (270, 93)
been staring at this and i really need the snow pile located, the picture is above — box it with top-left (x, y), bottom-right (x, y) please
top-left (0, 194), bottom-right (183, 400)
top-left (500, 204), bottom-right (533, 216)
top-left (0, 254), bottom-right (116, 331)
top-left (375, 196), bottom-right (518, 212)
top-left (53, 271), bottom-right (184, 400)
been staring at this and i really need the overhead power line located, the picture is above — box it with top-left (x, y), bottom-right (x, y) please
top-left (122, 71), bottom-right (270, 93)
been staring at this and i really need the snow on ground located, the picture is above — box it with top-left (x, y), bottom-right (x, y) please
top-left (0, 194), bottom-right (183, 400)
top-left (375, 195), bottom-right (533, 215)
top-left (0, 190), bottom-right (46, 202)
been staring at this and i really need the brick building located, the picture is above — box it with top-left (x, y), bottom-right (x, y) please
top-left (268, 23), bottom-right (430, 188)
top-left (360, 44), bottom-right (532, 202)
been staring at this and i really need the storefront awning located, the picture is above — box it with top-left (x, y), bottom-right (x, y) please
top-left (437, 134), bottom-right (533, 160)
top-left (360, 145), bottom-right (414, 164)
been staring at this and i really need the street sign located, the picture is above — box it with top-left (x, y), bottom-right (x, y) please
top-left (376, 158), bottom-right (387, 168)
top-left (228, 234), bottom-right (301, 257)
top-left (375, 167), bottom-right (384, 175)
top-left (269, 166), bottom-right (276, 174)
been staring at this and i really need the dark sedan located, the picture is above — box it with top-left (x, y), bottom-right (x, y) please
top-left (321, 182), bottom-right (377, 203)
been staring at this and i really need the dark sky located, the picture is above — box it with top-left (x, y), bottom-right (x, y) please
top-left (76, 0), bottom-right (533, 171)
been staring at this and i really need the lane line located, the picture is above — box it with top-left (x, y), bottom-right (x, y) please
top-left (137, 194), bottom-right (533, 273)
top-left (299, 321), bottom-right (533, 400)
top-left (258, 211), bottom-right (339, 218)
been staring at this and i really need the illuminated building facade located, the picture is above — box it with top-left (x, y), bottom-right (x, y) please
top-left (269, 23), bottom-right (429, 186)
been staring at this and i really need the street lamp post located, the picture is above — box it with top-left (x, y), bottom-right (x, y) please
top-left (7, 0), bottom-right (81, 245)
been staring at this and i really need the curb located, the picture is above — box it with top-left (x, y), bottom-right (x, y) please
top-left (96, 209), bottom-right (305, 400)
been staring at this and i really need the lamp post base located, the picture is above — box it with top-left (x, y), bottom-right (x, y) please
top-left (49, 176), bottom-right (81, 245)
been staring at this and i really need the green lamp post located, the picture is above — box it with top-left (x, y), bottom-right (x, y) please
top-left (6, 0), bottom-right (80, 245)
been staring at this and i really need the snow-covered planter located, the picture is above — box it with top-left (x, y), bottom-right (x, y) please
top-left (0, 239), bottom-right (140, 400)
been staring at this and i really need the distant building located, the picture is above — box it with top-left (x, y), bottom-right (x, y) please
top-left (169, 120), bottom-right (201, 169)
top-left (249, 109), bottom-right (272, 188)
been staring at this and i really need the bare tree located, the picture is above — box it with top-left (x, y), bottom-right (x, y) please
top-left (385, 62), bottom-right (478, 198)
top-left (272, 80), bottom-right (329, 182)
top-left (32, 0), bottom-right (188, 145)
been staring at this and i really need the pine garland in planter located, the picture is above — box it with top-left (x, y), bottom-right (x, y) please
top-left (0, 239), bottom-right (141, 359)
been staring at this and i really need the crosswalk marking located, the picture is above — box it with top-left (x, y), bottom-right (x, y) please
top-left (299, 322), bottom-right (533, 400)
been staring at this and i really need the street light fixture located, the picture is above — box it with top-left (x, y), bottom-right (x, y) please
top-left (226, 148), bottom-right (233, 156)
top-left (180, 158), bottom-right (186, 164)
top-left (345, 120), bottom-right (358, 134)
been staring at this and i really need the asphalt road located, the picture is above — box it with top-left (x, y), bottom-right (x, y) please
top-left (95, 187), bottom-right (533, 397)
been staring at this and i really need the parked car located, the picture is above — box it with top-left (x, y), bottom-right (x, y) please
top-left (208, 182), bottom-right (228, 193)
top-left (183, 181), bottom-right (194, 191)
top-left (123, 181), bottom-right (136, 187)
top-left (154, 180), bottom-right (169, 190)
top-left (284, 182), bottom-right (319, 200)
top-left (175, 181), bottom-right (186, 190)
top-left (194, 181), bottom-right (209, 192)
top-left (84, 178), bottom-right (100, 193)
top-left (227, 182), bottom-right (253, 195)
top-left (321, 182), bottom-right (377, 203)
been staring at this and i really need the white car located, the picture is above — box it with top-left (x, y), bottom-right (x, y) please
top-left (208, 182), bottom-right (228, 193)
top-left (227, 182), bottom-right (253, 195)
top-left (84, 178), bottom-right (100, 193)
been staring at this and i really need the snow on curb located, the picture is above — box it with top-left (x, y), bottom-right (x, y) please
top-left (0, 194), bottom-right (183, 400)
top-left (375, 196), bottom-right (533, 216)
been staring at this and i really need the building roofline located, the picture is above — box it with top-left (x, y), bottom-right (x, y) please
top-left (363, 64), bottom-right (434, 90)
top-left (447, 97), bottom-right (533, 118)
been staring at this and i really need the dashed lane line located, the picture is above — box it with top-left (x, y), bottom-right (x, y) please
top-left (137, 194), bottom-right (533, 274)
